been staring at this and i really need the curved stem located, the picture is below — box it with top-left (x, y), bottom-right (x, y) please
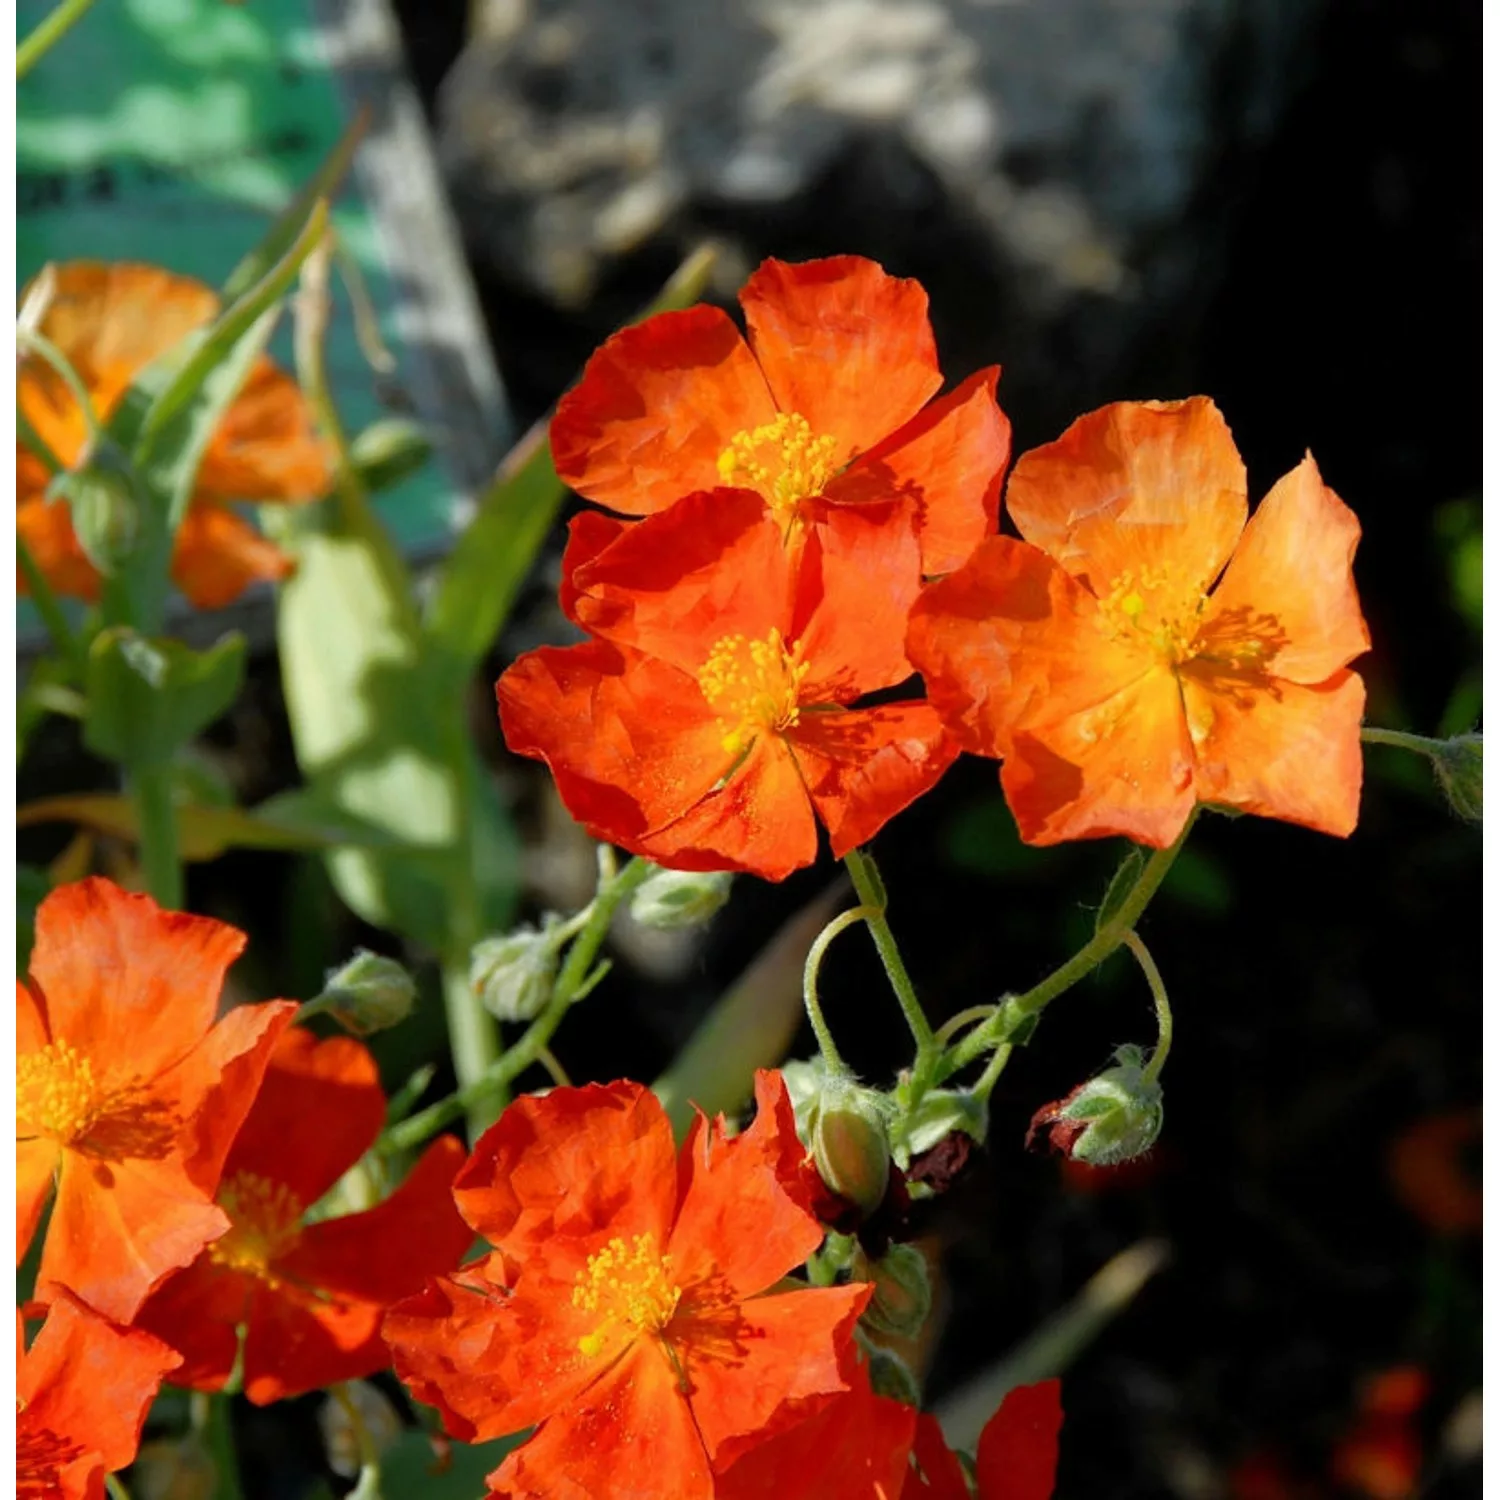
top-left (971, 1041), bottom-right (1013, 1104)
top-left (1122, 930), bottom-right (1173, 1085)
top-left (935, 1003), bottom-right (999, 1046)
top-left (802, 907), bottom-right (876, 1074)
top-left (843, 847), bottom-right (935, 1058)
top-left (945, 812), bottom-right (1196, 1077)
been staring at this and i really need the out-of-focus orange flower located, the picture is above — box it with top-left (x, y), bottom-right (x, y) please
top-left (16, 877), bottom-right (297, 1322)
top-left (901, 1382), bottom-right (1063, 1498)
top-left (136, 1027), bottom-right (472, 1405)
top-left (16, 262), bottom-right (332, 608)
top-left (551, 254), bottom-right (1010, 577)
top-left (908, 398), bottom-right (1370, 847)
top-left (1329, 1367), bottom-right (1429, 1500)
top-left (1387, 1108), bottom-right (1482, 1235)
top-left (384, 1072), bottom-right (871, 1499)
top-left (18, 1292), bottom-right (181, 1500)
top-left (498, 491), bottom-right (958, 879)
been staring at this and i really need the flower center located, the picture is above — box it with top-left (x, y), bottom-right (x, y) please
top-left (18, 1040), bottom-right (107, 1146)
top-left (208, 1172), bottom-right (305, 1284)
top-left (717, 412), bottom-right (839, 516)
top-left (697, 629), bottom-right (810, 756)
top-left (17, 1416), bottom-right (86, 1500)
top-left (571, 1233), bottom-right (682, 1359)
top-left (1095, 567), bottom-right (1205, 665)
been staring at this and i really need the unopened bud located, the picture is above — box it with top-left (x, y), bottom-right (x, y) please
top-left (1431, 733), bottom-right (1482, 824)
top-left (630, 866), bottom-right (733, 929)
top-left (317, 949), bottom-right (417, 1036)
top-left (810, 1077), bottom-right (892, 1217)
top-left (48, 456), bottom-right (139, 575)
top-left (1027, 1044), bottom-right (1163, 1166)
top-left (863, 1243), bottom-right (932, 1338)
top-left (470, 919), bottom-right (565, 1022)
top-left (864, 1345), bottom-right (922, 1406)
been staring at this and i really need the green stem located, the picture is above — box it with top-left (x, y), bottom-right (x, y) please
top-left (380, 856), bottom-right (652, 1154)
top-left (105, 1477), bottom-right (133, 1500)
top-left (945, 812), bottom-right (1196, 1077)
top-left (843, 848), bottom-right (935, 1058)
top-left (1361, 726), bottom-right (1446, 755)
top-left (802, 907), bottom-right (875, 1074)
top-left (17, 536), bottom-right (86, 678)
top-left (17, 0), bottom-right (99, 78)
top-left (1123, 930), bottom-right (1173, 1085)
top-left (197, 1392), bottom-right (244, 1500)
top-left (441, 959), bottom-right (503, 1141)
top-left (129, 763), bottom-right (183, 910)
top-left (935, 1003), bottom-right (999, 1046)
top-left (971, 1042), bottom-right (1013, 1104)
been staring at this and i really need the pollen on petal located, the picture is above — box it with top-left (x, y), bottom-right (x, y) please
top-left (697, 629), bottom-right (811, 756)
top-left (717, 412), bottom-right (839, 517)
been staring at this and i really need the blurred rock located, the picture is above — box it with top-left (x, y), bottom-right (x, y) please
top-left (438, 0), bottom-right (1324, 421)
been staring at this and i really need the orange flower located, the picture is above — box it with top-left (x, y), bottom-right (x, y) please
top-left (1387, 1108), bottom-right (1482, 1236)
top-left (17, 877), bottom-right (297, 1322)
top-left (17, 262), bottom-right (332, 608)
top-left (136, 1027), bottom-right (473, 1404)
top-left (498, 490), bottom-right (958, 879)
top-left (902, 1382), bottom-right (1063, 1499)
top-left (1329, 1368), bottom-right (1428, 1500)
top-left (551, 255), bottom-right (1010, 577)
top-left (908, 399), bottom-right (1370, 846)
top-left (384, 1072), bottom-right (871, 1499)
top-left (18, 1293), bottom-right (181, 1500)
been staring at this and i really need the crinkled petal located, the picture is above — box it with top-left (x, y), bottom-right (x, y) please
top-left (559, 509), bottom-right (632, 625)
top-left (457, 1082), bottom-right (678, 1262)
top-left (973, 1380), bottom-right (1064, 1500)
top-left (741, 257), bottom-right (941, 465)
top-left (828, 366), bottom-right (1010, 575)
top-left (1180, 665), bottom-right (1365, 837)
top-left (17, 496), bottom-right (101, 603)
top-left (169, 504), bottom-right (295, 610)
top-left (1006, 398), bottom-right (1247, 601)
top-left (676, 1283), bottom-right (870, 1470)
top-left (487, 1340), bottom-right (714, 1500)
top-left (195, 358), bottom-right (332, 504)
top-left (1198, 454), bottom-right (1370, 684)
top-left (551, 305), bottom-right (777, 515)
top-left (790, 703), bottom-right (959, 858)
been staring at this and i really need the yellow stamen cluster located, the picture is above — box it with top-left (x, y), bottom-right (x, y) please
top-left (571, 1233), bottom-right (681, 1359)
top-left (697, 628), bottom-right (811, 756)
top-left (1095, 566), bottom-right (1206, 664)
top-left (208, 1172), bottom-right (306, 1284)
top-left (17, 1040), bottom-right (107, 1146)
top-left (717, 411), bottom-right (839, 515)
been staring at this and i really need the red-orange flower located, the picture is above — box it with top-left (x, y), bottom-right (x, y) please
top-left (551, 255), bottom-right (1010, 577)
top-left (18, 1292), bottom-right (181, 1500)
top-left (1387, 1108), bottom-right (1482, 1236)
top-left (384, 1071), bottom-right (871, 1499)
top-left (1329, 1367), bottom-right (1428, 1500)
top-left (498, 489), bottom-right (958, 879)
top-left (902, 1382), bottom-right (1063, 1499)
top-left (136, 1026), bottom-right (473, 1404)
top-left (908, 399), bottom-right (1370, 847)
top-left (17, 261), bottom-right (332, 608)
top-left (17, 877), bottom-right (297, 1322)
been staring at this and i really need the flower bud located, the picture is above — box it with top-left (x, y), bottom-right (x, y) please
top-left (629, 866), bottom-right (733, 929)
top-left (1027, 1044), bottom-right (1163, 1166)
top-left (1431, 733), bottom-right (1482, 824)
top-left (48, 459), bottom-right (139, 575)
top-left (469, 919), bottom-right (565, 1022)
top-left (863, 1243), bottom-right (932, 1338)
top-left (317, 949), bottom-right (417, 1036)
top-left (810, 1077), bottom-right (892, 1218)
top-left (864, 1345), bottom-right (923, 1406)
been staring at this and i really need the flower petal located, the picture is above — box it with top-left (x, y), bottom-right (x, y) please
top-left (17, 496), bottom-right (101, 603)
top-left (169, 504), bottom-right (295, 610)
top-left (551, 305), bottom-right (777, 515)
top-left (133, 1255), bottom-right (251, 1394)
top-left (1006, 398), bottom-right (1247, 602)
top-left (195, 358), bottom-right (332, 504)
top-left (559, 508), bottom-right (632, 625)
top-left (1179, 665), bottom-right (1365, 837)
top-left (236, 1280), bottom-right (383, 1406)
top-left (828, 366), bottom-right (1010, 575)
top-left (790, 702), bottom-right (959, 859)
top-left (901, 1413), bottom-right (971, 1498)
top-left (456, 1081), bottom-right (679, 1263)
top-left (973, 1379), bottom-right (1063, 1500)
top-left (1198, 454), bottom-right (1370, 684)
top-left (19, 1137), bottom-right (59, 1268)
top-left (487, 1340), bottom-right (714, 1500)
top-left (741, 257), bottom-right (941, 464)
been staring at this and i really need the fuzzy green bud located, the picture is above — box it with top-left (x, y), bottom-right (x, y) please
top-left (863, 1243), bottom-right (932, 1338)
top-left (629, 866), bottom-right (734, 929)
top-left (317, 949), bottom-right (417, 1036)
top-left (1431, 733), bottom-right (1482, 824)
top-left (864, 1345), bottom-right (922, 1406)
top-left (1027, 1044), bottom-right (1163, 1166)
top-left (810, 1076), bottom-right (892, 1217)
top-left (470, 919), bottom-right (566, 1022)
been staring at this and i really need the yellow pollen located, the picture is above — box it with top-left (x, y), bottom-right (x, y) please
top-left (697, 628), bottom-right (811, 756)
top-left (717, 411), bottom-right (839, 515)
top-left (1095, 567), bottom-right (1204, 664)
top-left (17, 1040), bottom-right (106, 1146)
top-left (208, 1172), bottom-right (305, 1284)
top-left (571, 1233), bottom-right (681, 1359)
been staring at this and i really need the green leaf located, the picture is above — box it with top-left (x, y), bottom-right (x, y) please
top-left (379, 1428), bottom-right (523, 1500)
top-left (1095, 846), bottom-right (1147, 933)
top-left (83, 628), bottom-right (245, 768)
top-left (349, 416), bottom-right (433, 494)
